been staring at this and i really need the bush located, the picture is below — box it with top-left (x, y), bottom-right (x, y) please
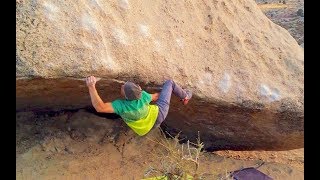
top-left (297, 9), bottom-right (304, 17)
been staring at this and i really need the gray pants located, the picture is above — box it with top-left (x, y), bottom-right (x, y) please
top-left (154, 80), bottom-right (188, 128)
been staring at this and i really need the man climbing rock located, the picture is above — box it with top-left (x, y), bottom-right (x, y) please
top-left (86, 76), bottom-right (192, 136)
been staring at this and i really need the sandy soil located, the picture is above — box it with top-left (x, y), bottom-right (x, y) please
top-left (16, 110), bottom-right (303, 179)
top-left (214, 148), bottom-right (303, 170)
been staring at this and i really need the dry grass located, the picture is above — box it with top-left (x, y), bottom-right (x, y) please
top-left (258, 3), bottom-right (288, 11)
top-left (143, 129), bottom-right (233, 180)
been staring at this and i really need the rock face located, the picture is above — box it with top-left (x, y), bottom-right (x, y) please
top-left (16, 0), bottom-right (303, 150)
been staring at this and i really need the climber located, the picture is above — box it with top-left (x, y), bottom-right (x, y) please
top-left (86, 76), bottom-right (192, 136)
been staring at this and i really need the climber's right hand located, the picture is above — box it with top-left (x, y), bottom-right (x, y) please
top-left (86, 76), bottom-right (97, 88)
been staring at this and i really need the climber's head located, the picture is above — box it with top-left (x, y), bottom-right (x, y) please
top-left (121, 81), bottom-right (142, 100)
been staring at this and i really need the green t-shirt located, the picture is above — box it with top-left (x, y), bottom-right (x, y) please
top-left (111, 91), bottom-right (159, 136)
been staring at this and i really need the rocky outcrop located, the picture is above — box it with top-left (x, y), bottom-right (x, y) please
top-left (16, 0), bottom-right (303, 150)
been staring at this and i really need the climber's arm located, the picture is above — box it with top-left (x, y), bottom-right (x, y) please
top-left (86, 76), bottom-right (114, 113)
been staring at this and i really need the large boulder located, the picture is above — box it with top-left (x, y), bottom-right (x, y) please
top-left (16, 0), bottom-right (303, 150)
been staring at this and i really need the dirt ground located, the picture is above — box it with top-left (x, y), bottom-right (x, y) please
top-left (16, 110), bottom-right (303, 179)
